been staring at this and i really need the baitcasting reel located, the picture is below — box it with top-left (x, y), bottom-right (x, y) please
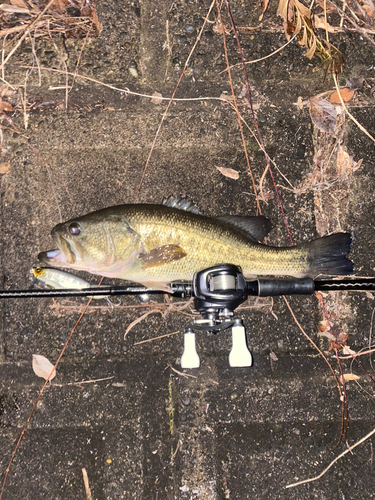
top-left (181, 264), bottom-right (252, 369)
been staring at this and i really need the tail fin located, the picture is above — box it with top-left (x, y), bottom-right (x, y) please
top-left (302, 233), bottom-right (353, 276)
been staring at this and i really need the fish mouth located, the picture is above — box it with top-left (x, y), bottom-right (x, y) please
top-left (38, 235), bottom-right (77, 266)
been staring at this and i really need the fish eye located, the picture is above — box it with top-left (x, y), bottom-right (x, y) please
top-left (34, 267), bottom-right (42, 274)
top-left (69, 222), bottom-right (81, 236)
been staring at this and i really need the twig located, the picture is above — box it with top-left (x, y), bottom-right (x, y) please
top-left (286, 426), bottom-right (375, 488)
top-left (217, 1), bottom-right (261, 214)
top-left (224, 0), bottom-right (293, 242)
top-left (283, 296), bottom-right (343, 401)
top-left (124, 309), bottom-right (163, 339)
top-left (333, 74), bottom-right (375, 144)
top-left (134, 331), bottom-right (179, 345)
top-left (221, 34), bottom-right (297, 72)
top-left (70, 27), bottom-right (91, 93)
top-left (15, 64), bottom-right (227, 102)
top-left (82, 468), bottom-right (92, 500)
top-left (0, 0), bottom-right (59, 71)
top-left (53, 376), bottom-right (115, 387)
top-left (167, 364), bottom-right (197, 379)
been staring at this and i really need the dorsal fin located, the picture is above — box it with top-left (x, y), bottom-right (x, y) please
top-left (162, 196), bottom-right (201, 214)
top-left (216, 215), bottom-right (272, 241)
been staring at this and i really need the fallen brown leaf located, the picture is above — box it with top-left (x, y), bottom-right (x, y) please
top-left (259, 0), bottom-right (270, 21)
top-left (151, 91), bottom-right (163, 105)
top-left (336, 148), bottom-right (362, 176)
top-left (318, 320), bottom-right (328, 332)
top-left (220, 93), bottom-right (234, 102)
top-left (309, 98), bottom-right (337, 133)
top-left (0, 163), bottom-right (11, 174)
top-left (215, 166), bottom-right (239, 180)
top-left (32, 354), bottom-right (56, 381)
top-left (330, 88), bottom-right (355, 104)
top-left (313, 15), bottom-right (336, 32)
top-left (0, 100), bottom-right (13, 112)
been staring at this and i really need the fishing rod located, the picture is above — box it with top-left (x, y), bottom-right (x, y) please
top-left (0, 274), bottom-right (374, 299)
top-left (3, 264), bottom-right (374, 369)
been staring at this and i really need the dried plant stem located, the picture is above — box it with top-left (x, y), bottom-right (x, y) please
top-left (217, 1), bottom-right (261, 214)
top-left (333, 74), bottom-right (375, 144)
top-left (224, 0), bottom-right (293, 242)
top-left (124, 309), bottom-right (163, 339)
top-left (223, 34), bottom-right (297, 72)
top-left (82, 468), bottom-right (92, 500)
top-left (286, 426), bottom-right (375, 488)
top-left (0, 0), bottom-right (59, 71)
top-left (283, 296), bottom-right (343, 401)
top-left (16, 64), bottom-right (226, 102)
top-left (134, 331), bottom-right (179, 345)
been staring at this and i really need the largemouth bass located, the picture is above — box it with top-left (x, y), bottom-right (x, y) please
top-left (38, 201), bottom-right (353, 290)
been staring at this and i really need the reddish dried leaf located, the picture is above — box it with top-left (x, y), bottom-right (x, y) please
top-left (0, 100), bottom-right (13, 112)
top-left (0, 163), bottom-right (11, 174)
top-left (259, 0), bottom-right (270, 21)
top-left (330, 88), bottom-right (355, 103)
top-left (32, 354), bottom-right (56, 381)
top-left (362, 0), bottom-right (375, 17)
top-left (215, 166), bottom-right (239, 180)
top-left (318, 320), bottom-right (328, 332)
top-left (309, 98), bottom-right (337, 133)
top-left (91, 6), bottom-right (102, 33)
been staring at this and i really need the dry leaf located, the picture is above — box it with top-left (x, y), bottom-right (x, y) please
top-left (342, 373), bottom-right (360, 381)
top-left (330, 88), bottom-right (355, 103)
top-left (151, 91), bottom-right (163, 105)
top-left (259, 0), bottom-right (270, 21)
top-left (0, 4), bottom-right (30, 13)
top-left (215, 166), bottom-right (239, 180)
top-left (0, 163), bottom-right (11, 174)
top-left (0, 100), bottom-right (13, 112)
top-left (51, 0), bottom-right (68, 14)
top-left (336, 148), bottom-right (362, 176)
top-left (318, 320), bottom-right (328, 332)
top-left (32, 354), bottom-right (56, 381)
top-left (309, 98), bottom-right (337, 133)
top-left (269, 351), bottom-right (278, 362)
top-left (366, 291), bottom-right (374, 300)
top-left (10, 0), bottom-right (29, 8)
top-left (220, 93), bottom-right (234, 102)
top-left (313, 15), bottom-right (336, 32)
top-left (362, 0), bottom-right (375, 17)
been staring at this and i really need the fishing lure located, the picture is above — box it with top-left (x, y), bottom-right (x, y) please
top-left (31, 267), bottom-right (120, 308)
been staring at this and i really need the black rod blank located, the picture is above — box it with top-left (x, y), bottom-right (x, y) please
top-left (1, 277), bottom-right (375, 299)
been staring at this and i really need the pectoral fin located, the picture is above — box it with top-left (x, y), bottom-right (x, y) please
top-left (138, 244), bottom-right (187, 269)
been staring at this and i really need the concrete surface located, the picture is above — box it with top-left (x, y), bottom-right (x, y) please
top-left (0, 0), bottom-right (375, 498)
